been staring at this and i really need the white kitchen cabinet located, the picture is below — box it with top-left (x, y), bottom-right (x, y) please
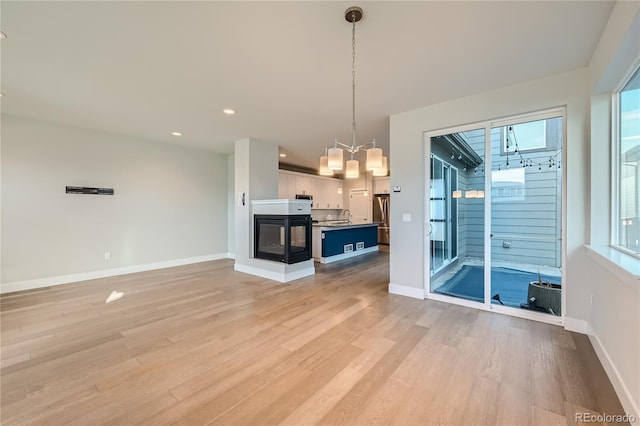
top-left (310, 178), bottom-right (326, 209)
top-left (295, 175), bottom-right (312, 196)
top-left (327, 179), bottom-right (344, 209)
top-left (278, 170), bottom-right (344, 209)
top-left (278, 172), bottom-right (296, 199)
top-left (312, 177), bottom-right (344, 209)
top-left (373, 177), bottom-right (390, 194)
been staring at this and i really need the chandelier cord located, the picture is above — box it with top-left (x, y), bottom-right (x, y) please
top-left (319, 6), bottom-right (385, 178)
top-left (351, 10), bottom-right (357, 156)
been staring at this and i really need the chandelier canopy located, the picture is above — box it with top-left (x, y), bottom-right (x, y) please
top-left (319, 6), bottom-right (387, 179)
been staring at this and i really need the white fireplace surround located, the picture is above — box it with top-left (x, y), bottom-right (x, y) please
top-left (233, 199), bottom-right (315, 283)
top-left (252, 199), bottom-right (312, 215)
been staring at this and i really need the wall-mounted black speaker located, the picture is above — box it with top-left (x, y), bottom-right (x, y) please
top-left (66, 186), bottom-right (114, 195)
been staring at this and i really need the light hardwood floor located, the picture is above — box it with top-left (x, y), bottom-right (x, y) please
top-left (0, 251), bottom-right (628, 425)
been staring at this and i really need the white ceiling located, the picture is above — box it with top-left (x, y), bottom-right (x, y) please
top-left (1, 1), bottom-right (614, 170)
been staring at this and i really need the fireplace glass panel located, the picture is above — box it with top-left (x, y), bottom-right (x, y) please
top-left (257, 223), bottom-right (285, 256)
top-left (291, 225), bottom-right (307, 253)
top-left (254, 214), bottom-right (311, 264)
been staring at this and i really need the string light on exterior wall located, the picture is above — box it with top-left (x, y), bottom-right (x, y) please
top-left (498, 126), bottom-right (561, 172)
top-left (320, 6), bottom-right (387, 179)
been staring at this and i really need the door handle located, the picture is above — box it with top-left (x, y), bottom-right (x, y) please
top-left (426, 223), bottom-right (433, 237)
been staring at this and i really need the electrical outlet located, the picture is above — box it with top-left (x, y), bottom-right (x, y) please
top-left (503, 241), bottom-right (511, 248)
top-left (104, 252), bottom-right (111, 260)
top-left (344, 244), bottom-right (354, 253)
top-left (356, 242), bottom-right (365, 250)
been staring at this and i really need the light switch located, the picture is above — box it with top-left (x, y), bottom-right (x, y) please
top-left (402, 213), bottom-right (412, 222)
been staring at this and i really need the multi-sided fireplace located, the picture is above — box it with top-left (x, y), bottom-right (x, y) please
top-left (252, 199), bottom-right (313, 265)
top-left (254, 214), bottom-right (312, 264)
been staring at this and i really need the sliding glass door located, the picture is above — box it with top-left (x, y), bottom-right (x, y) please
top-left (425, 110), bottom-right (564, 323)
top-left (489, 115), bottom-right (563, 316)
top-left (430, 155), bottom-right (455, 274)
top-left (428, 130), bottom-right (485, 304)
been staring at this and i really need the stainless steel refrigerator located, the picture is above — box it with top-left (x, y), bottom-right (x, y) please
top-left (373, 194), bottom-right (390, 245)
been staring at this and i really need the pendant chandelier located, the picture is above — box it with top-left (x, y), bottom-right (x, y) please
top-left (319, 6), bottom-right (388, 179)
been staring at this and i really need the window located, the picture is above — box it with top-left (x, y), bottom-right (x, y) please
top-left (491, 168), bottom-right (526, 202)
top-left (501, 118), bottom-right (561, 154)
top-left (614, 66), bottom-right (640, 255)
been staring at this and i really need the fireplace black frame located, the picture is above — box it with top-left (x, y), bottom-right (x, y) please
top-left (254, 214), bottom-right (312, 264)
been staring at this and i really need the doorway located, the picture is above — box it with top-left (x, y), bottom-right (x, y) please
top-left (349, 188), bottom-right (370, 223)
top-left (429, 154), bottom-right (459, 276)
top-left (424, 109), bottom-right (565, 323)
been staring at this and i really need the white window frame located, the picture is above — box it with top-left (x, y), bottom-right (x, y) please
top-left (501, 120), bottom-right (547, 154)
top-left (611, 63), bottom-right (640, 259)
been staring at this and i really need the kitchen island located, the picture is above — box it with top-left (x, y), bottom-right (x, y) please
top-left (312, 222), bottom-right (379, 263)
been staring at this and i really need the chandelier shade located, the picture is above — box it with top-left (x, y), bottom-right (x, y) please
top-left (345, 160), bottom-right (360, 179)
top-left (366, 147), bottom-right (383, 170)
top-left (319, 155), bottom-right (334, 176)
top-left (328, 147), bottom-right (344, 170)
top-left (372, 156), bottom-right (388, 176)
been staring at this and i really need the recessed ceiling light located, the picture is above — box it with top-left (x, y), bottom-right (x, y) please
top-left (279, 153), bottom-right (286, 158)
top-left (223, 108), bottom-right (235, 115)
top-left (171, 131), bottom-right (182, 136)
top-left (0, 32), bottom-right (6, 40)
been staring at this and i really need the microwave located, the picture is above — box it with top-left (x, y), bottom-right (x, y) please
top-left (295, 194), bottom-right (313, 201)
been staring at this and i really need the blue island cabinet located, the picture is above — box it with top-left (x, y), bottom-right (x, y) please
top-left (322, 225), bottom-right (378, 258)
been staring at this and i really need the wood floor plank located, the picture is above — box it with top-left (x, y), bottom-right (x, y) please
top-left (495, 382), bottom-right (533, 426)
top-left (279, 337), bottom-right (396, 426)
top-left (211, 343), bottom-right (363, 426)
top-left (317, 324), bottom-right (428, 425)
top-left (351, 377), bottom-right (411, 425)
top-left (148, 348), bottom-right (293, 425)
top-left (280, 294), bottom-right (381, 351)
top-left (389, 342), bottom-right (457, 425)
top-left (458, 375), bottom-right (501, 425)
top-left (571, 332), bottom-right (629, 419)
top-left (533, 405), bottom-right (570, 426)
top-left (0, 251), bottom-right (628, 426)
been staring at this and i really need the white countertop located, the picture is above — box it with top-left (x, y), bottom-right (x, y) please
top-left (313, 222), bottom-right (379, 231)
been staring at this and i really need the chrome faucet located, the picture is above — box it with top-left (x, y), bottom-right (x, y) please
top-left (343, 209), bottom-right (352, 223)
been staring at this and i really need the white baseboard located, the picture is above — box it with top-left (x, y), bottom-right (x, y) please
top-left (589, 331), bottom-right (640, 426)
top-left (388, 283), bottom-right (425, 299)
top-left (317, 246), bottom-right (378, 264)
top-left (564, 316), bottom-right (591, 335)
top-left (234, 263), bottom-right (315, 283)
top-left (1, 253), bottom-right (229, 294)
top-left (226, 252), bottom-right (236, 260)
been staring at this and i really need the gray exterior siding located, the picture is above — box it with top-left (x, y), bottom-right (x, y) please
top-left (430, 120), bottom-right (562, 269)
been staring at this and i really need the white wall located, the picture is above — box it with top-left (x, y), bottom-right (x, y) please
top-left (227, 153), bottom-right (235, 257)
top-left (587, 2), bottom-right (640, 422)
top-left (389, 68), bottom-right (589, 305)
top-left (585, 252), bottom-right (639, 423)
top-left (233, 138), bottom-right (278, 267)
top-left (1, 115), bottom-right (229, 291)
